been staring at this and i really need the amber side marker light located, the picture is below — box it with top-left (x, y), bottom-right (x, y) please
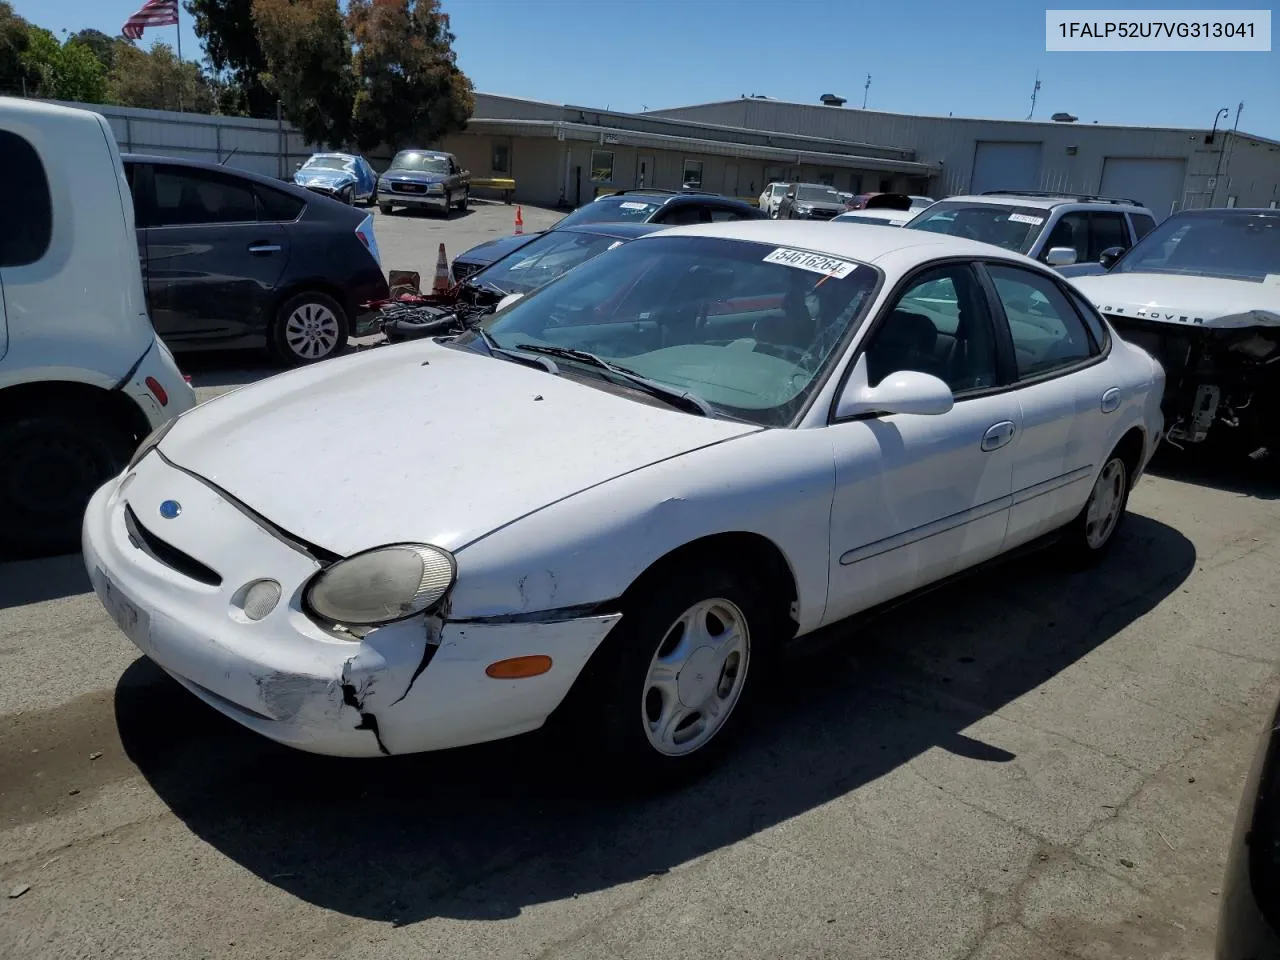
top-left (485, 655), bottom-right (553, 679)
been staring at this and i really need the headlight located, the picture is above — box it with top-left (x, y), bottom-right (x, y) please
top-left (305, 543), bottom-right (455, 626)
top-left (427, 183), bottom-right (444, 194)
top-left (795, 204), bottom-right (813, 214)
top-left (126, 417), bottom-right (177, 471)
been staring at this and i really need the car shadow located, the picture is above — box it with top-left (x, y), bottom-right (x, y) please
top-left (115, 514), bottom-right (1194, 925)
top-left (0, 552), bottom-right (90, 608)
top-left (1147, 446), bottom-right (1280, 501)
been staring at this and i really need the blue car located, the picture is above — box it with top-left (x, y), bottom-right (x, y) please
top-left (293, 153), bottom-right (377, 206)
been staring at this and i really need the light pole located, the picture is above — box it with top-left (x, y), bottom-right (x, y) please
top-left (1209, 107), bottom-right (1230, 205)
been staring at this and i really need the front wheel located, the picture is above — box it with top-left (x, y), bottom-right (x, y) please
top-left (1059, 453), bottom-right (1130, 565)
top-left (456, 189), bottom-right (469, 212)
top-left (270, 291), bottom-right (349, 366)
top-left (340, 185), bottom-right (354, 205)
top-left (378, 203), bottom-right (393, 215)
top-left (0, 410), bottom-right (134, 559)
top-left (559, 564), bottom-right (775, 785)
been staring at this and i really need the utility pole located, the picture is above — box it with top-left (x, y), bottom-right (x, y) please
top-left (1220, 102), bottom-right (1245, 205)
top-left (1027, 72), bottom-right (1041, 119)
top-left (862, 74), bottom-right (871, 109)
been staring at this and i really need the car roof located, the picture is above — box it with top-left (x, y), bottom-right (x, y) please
top-left (635, 218), bottom-right (1051, 269)
top-left (561, 222), bottom-right (669, 239)
top-left (835, 208), bottom-right (910, 221)
top-left (390, 148), bottom-right (452, 158)
top-left (307, 152), bottom-right (361, 160)
top-left (940, 192), bottom-right (1148, 211)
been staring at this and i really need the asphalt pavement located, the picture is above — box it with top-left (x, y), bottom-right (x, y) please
top-left (2, 201), bottom-right (1278, 959)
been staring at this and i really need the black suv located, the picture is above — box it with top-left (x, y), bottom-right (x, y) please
top-left (122, 154), bottom-right (390, 366)
top-left (451, 188), bottom-right (766, 280)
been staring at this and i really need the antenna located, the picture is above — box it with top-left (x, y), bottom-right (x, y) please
top-left (1027, 71), bottom-right (1041, 119)
top-left (862, 74), bottom-right (871, 109)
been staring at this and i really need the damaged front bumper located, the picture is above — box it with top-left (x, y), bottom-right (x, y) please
top-left (1107, 310), bottom-right (1280, 449)
top-left (82, 456), bottom-right (621, 758)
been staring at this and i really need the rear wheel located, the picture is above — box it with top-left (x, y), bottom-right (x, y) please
top-left (0, 410), bottom-right (134, 559)
top-left (1059, 453), bottom-right (1130, 565)
top-left (379, 202), bottom-right (393, 215)
top-left (340, 185), bottom-right (354, 205)
top-left (270, 291), bottom-right (349, 366)
top-left (558, 563), bottom-right (776, 787)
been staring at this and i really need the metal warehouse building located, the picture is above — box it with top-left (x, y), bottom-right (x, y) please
top-left (441, 93), bottom-right (1280, 218)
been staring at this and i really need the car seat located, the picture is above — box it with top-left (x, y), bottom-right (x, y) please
top-left (753, 286), bottom-right (818, 354)
top-left (867, 310), bottom-right (938, 385)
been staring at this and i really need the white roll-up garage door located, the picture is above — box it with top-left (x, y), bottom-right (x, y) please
top-left (969, 141), bottom-right (1044, 194)
top-left (1099, 157), bottom-right (1187, 220)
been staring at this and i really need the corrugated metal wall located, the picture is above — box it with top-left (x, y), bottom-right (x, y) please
top-left (648, 99), bottom-right (1280, 209)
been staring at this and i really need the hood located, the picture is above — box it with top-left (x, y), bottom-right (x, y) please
top-left (1071, 273), bottom-right (1280, 327)
top-left (156, 341), bottom-right (759, 556)
top-left (456, 232), bottom-right (541, 266)
top-left (295, 169), bottom-right (355, 189)
top-left (382, 169), bottom-right (449, 185)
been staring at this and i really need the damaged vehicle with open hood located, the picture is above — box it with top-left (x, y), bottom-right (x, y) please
top-left (1071, 208), bottom-right (1280, 457)
top-left (82, 221), bottom-right (1163, 781)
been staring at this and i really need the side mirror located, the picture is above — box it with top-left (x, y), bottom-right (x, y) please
top-left (1044, 246), bottom-right (1078, 267)
top-left (1098, 246), bottom-right (1125, 269)
top-left (836, 354), bottom-right (954, 419)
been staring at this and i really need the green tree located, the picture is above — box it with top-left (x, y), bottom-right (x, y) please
top-left (251, 0), bottom-right (353, 146)
top-left (109, 41), bottom-right (216, 113)
top-left (0, 2), bottom-right (32, 95)
top-left (19, 26), bottom-right (108, 103)
top-left (184, 0), bottom-right (273, 116)
top-left (69, 28), bottom-right (120, 72)
top-left (347, 0), bottom-right (474, 151)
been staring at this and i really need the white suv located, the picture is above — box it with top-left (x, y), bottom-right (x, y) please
top-left (758, 182), bottom-right (789, 218)
top-left (905, 191), bottom-right (1158, 271)
top-left (1, 98), bottom-right (195, 558)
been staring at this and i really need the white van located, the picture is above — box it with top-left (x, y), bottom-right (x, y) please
top-left (0, 98), bottom-right (195, 559)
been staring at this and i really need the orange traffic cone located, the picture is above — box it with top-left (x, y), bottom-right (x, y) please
top-left (432, 242), bottom-right (451, 295)
top-left (514, 205), bottom-right (524, 235)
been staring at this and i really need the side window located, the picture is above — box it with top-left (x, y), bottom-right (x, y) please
top-left (864, 264), bottom-right (1000, 394)
top-left (0, 130), bottom-right (53, 267)
top-left (659, 205), bottom-right (712, 226)
top-left (1041, 211), bottom-right (1089, 263)
top-left (1089, 212), bottom-right (1129, 259)
top-left (1128, 212), bottom-right (1157, 240)
top-left (709, 206), bottom-right (749, 222)
top-left (148, 166), bottom-right (259, 227)
top-left (986, 263), bottom-right (1097, 380)
top-left (256, 185), bottom-right (305, 222)
top-left (1065, 286), bottom-right (1111, 349)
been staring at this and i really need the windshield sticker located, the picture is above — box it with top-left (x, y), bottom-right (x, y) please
top-left (607, 240), bottom-right (624, 250)
top-left (1007, 213), bottom-right (1045, 226)
top-left (763, 248), bottom-right (858, 279)
top-left (619, 201), bottom-right (650, 210)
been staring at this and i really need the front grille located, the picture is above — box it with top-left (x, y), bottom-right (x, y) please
top-left (452, 261), bottom-right (483, 282)
top-left (808, 209), bottom-right (837, 220)
top-left (391, 182), bottom-right (427, 195)
top-left (123, 504), bottom-right (222, 586)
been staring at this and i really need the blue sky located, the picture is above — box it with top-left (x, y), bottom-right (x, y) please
top-left (13, 0), bottom-right (1280, 138)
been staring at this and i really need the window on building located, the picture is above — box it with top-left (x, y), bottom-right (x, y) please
top-left (492, 143), bottom-right (510, 174)
top-left (879, 177), bottom-right (892, 192)
top-left (590, 150), bottom-right (614, 183)
top-left (849, 173), bottom-right (864, 193)
top-left (0, 130), bottom-right (52, 267)
top-left (682, 159), bottom-right (704, 189)
top-left (817, 171), bottom-right (835, 186)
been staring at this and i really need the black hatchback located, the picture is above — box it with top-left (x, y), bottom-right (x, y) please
top-left (122, 154), bottom-right (390, 365)
top-left (451, 188), bottom-right (766, 281)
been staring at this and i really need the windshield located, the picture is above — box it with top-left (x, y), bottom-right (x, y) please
top-left (554, 195), bottom-right (664, 227)
top-left (1114, 211), bottom-right (1280, 283)
top-left (389, 151), bottom-right (451, 174)
top-left (796, 185), bottom-right (840, 203)
top-left (475, 236), bottom-right (881, 426)
top-left (906, 200), bottom-right (1044, 253)
top-left (302, 156), bottom-right (353, 172)
top-left (476, 231), bottom-right (626, 295)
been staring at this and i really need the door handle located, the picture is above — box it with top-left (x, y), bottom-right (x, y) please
top-left (1101, 387), bottom-right (1121, 414)
top-left (981, 420), bottom-right (1016, 452)
top-left (247, 243), bottom-right (282, 254)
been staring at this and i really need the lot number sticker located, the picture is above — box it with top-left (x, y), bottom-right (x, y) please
top-left (619, 201), bottom-right (651, 210)
top-left (1007, 213), bottom-right (1045, 226)
top-left (763, 247), bottom-right (858, 279)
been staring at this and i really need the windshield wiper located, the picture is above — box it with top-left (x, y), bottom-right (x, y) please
top-left (510, 343), bottom-right (712, 417)
top-left (466, 277), bottom-right (509, 298)
top-left (473, 327), bottom-right (558, 373)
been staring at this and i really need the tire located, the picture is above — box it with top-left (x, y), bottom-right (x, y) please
top-left (340, 185), bottom-right (354, 205)
top-left (1059, 451), bottom-right (1131, 566)
top-left (456, 189), bottom-right (469, 212)
top-left (0, 409), bottom-right (134, 559)
top-left (558, 563), bottom-right (777, 788)
top-left (379, 203), bottom-right (393, 215)
top-left (270, 291), bottom-right (349, 367)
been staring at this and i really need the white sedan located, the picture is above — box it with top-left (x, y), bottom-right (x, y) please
top-left (83, 222), bottom-right (1165, 780)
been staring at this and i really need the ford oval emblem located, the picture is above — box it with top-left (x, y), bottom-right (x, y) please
top-left (159, 500), bottom-right (182, 520)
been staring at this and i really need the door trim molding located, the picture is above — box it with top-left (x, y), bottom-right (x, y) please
top-left (839, 493), bottom-right (1011, 566)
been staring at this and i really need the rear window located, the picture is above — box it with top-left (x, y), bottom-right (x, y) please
top-left (257, 185), bottom-right (305, 222)
top-left (0, 131), bottom-right (53, 267)
top-left (555, 196), bottom-right (664, 227)
top-left (907, 200), bottom-right (1046, 255)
